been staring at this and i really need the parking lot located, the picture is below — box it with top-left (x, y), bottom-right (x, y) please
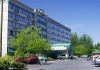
top-left (27, 58), bottom-right (100, 70)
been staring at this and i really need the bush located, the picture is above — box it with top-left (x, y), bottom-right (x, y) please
top-left (48, 57), bottom-right (55, 61)
top-left (11, 61), bottom-right (26, 70)
top-left (0, 54), bottom-right (26, 70)
top-left (0, 57), bottom-right (10, 70)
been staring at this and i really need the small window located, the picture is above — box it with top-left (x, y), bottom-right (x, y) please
top-left (9, 30), bottom-right (13, 36)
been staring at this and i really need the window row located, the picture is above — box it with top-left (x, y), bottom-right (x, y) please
top-left (8, 12), bottom-right (33, 25)
top-left (37, 22), bottom-right (47, 29)
top-left (40, 31), bottom-right (47, 35)
top-left (8, 21), bottom-right (27, 29)
top-left (9, 2), bottom-right (33, 18)
top-left (47, 29), bottom-right (70, 37)
top-left (48, 33), bottom-right (67, 39)
top-left (48, 34), bottom-right (68, 41)
top-left (48, 21), bottom-right (70, 33)
top-left (37, 15), bottom-right (47, 23)
top-left (48, 39), bottom-right (67, 44)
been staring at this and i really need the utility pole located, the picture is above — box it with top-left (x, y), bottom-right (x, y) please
top-left (0, 0), bottom-right (3, 56)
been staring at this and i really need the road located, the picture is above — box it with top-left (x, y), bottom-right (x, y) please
top-left (27, 58), bottom-right (100, 70)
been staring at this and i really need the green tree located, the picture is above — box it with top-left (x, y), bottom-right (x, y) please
top-left (74, 45), bottom-right (86, 57)
top-left (94, 43), bottom-right (100, 50)
top-left (10, 26), bottom-right (52, 57)
top-left (71, 32), bottom-right (79, 47)
top-left (80, 34), bottom-right (93, 55)
top-left (71, 32), bottom-right (80, 54)
top-left (80, 34), bottom-right (93, 47)
top-left (93, 43), bottom-right (100, 52)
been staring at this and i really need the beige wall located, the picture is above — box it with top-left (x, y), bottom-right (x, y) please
top-left (0, 0), bottom-right (8, 56)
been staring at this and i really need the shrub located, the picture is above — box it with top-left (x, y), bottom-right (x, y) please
top-left (48, 57), bottom-right (55, 61)
top-left (11, 61), bottom-right (26, 70)
top-left (0, 57), bottom-right (10, 70)
top-left (0, 54), bottom-right (26, 70)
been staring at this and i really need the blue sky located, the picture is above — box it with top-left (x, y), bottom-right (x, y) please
top-left (20, 0), bottom-right (100, 44)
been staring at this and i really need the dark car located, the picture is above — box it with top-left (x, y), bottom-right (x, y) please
top-left (68, 56), bottom-right (74, 60)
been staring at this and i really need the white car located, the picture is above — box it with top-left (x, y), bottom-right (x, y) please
top-left (38, 56), bottom-right (47, 62)
top-left (58, 53), bottom-right (66, 60)
top-left (94, 56), bottom-right (100, 66)
top-left (92, 55), bottom-right (99, 63)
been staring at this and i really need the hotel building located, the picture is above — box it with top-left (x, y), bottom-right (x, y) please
top-left (0, 0), bottom-right (71, 56)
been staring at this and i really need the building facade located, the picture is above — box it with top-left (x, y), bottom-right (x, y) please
top-left (0, 0), bottom-right (71, 56)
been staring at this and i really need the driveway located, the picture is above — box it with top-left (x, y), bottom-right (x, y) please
top-left (27, 58), bottom-right (100, 70)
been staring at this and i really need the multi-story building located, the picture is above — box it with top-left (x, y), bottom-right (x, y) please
top-left (34, 9), bottom-right (71, 44)
top-left (0, 0), bottom-right (71, 56)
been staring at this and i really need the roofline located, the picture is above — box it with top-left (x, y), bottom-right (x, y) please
top-left (48, 17), bottom-right (71, 31)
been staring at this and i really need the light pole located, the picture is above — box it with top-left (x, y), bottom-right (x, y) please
top-left (0, 0), bottom-right (3, 56)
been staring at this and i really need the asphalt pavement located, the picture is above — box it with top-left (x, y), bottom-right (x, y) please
top-left (27, 58), bottom-right (100, 70)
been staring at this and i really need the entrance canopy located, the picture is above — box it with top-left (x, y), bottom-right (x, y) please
top-left (52, 43), bottom-right (71, 51)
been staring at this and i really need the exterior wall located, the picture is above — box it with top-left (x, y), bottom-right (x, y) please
top-left (47, 18), bottom-right (71, 44)
top-left (0, 0), bottom-right (71, 56)
top-left (8, 0), bottom-right (34, 45)
top-left (34, 9), bottom-right (47, 39)
top-left (34, 9), bottom-right (71, 44)
top-left (0, 0), bottom-right (9, 56)
top-left (0, 1), bottom-right (2, 56)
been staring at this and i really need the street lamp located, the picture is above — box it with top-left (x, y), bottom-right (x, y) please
top-left (0, 0), bottom-right (3, 56)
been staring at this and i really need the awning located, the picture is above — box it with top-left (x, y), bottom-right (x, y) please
top-left (7, 48), bottom-right (14, 53)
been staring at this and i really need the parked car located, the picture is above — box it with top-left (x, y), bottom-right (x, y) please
top-left (73, 56), bottom-right (78, 59)
top-left (58, 53), bottom-right (66, 60)
top-left (87, 56), bottom-right (92, 61)
top-left (68, 56), bottom-right (74, 60)
top-left (81, 55), bottom-right (88, 58)
top-left (15, 56), bottom-right (39, 64)
top-left (38, 56), bottom-right (47, 62)
top-left (25, 56), bottom-right (39, 64)
top-left (92, 55), bottom-right (99, 63)
top-left (94, 56), bottom-right (100, 66)
top-left (15, 57), bottom-right (24, 62)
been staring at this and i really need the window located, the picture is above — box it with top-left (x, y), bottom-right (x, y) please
top-left (22, 25), bottom-right (27, 29)
top-left (8, 21), bottom-right (16, 27)
top-left (22, 17), bottom-right (28, 23)
top-left (18, 16), bottom-right (23, 21)
top-left (15, 23), bottom-right (21, 29)
top-left (19, 8), bottom-right (23, 13)
top-left (37, 15), bottom-right (47, 23)
top-left (12, 13), bottom-right (15, 19)
top-left (15, 15), bottom-right (19, 20)
top-left (28, 20), bottom-right (33, 25)
top-left (13, 31), bottom-right (17, 36)
top-left (9, 30), bottom-right (13, 36)
top-left (8, 12), bottom-right (12, 18)
top-left (8, 12), bottom-right (16, 19)
top-left (9, 3), bottom-right (13, 9)
top-left (23, 10), bottom-right (28, 16)
top-left (29, 13), bottom-right (33, 18)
